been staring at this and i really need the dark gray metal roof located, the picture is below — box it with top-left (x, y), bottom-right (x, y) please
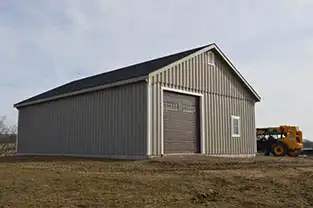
top-left (15, 44), bottom-right (211, 107)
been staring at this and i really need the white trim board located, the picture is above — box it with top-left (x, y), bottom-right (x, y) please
top-left (146, 78), bottom-right (151, 156)
top-left (231, 115), bottom-right (241, 137)
top-left (15, 113), bottom-right (19, 153)
top-left (160, 86), bottom-right (205, 155)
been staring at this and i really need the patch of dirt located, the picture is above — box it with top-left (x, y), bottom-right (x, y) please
top-left (191, 189), bottom-right (220, 205)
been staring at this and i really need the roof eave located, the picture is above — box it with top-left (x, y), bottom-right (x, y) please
top-left (14, 75), bottom-right (148, 109)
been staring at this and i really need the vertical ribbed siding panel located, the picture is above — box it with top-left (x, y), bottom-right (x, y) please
top-left (208, 94), bottom-right (215, 154)
top-left (221, 96), bottom-right (225, 154)
top-left (230, 98), bottom-right (235, 155)
top-left (168, 68), bottom-right (172, 86)
top-left (17, 81), bottom-right (147, 157)
top-left (177, 63), bottom-right (181, 87)
top-left (252, 103), bottom-right (256, 154)
top-left (204, 94), bottom-right (208, 154)
top-left (181, 62), bottom-right (185, 88)
top-left (239, 99), bottom-right (243, 154)
top-left (252, 102), bottom-right (255, 154)
top-left (218, 96), bottom-right (223, 155)
top-left (198, 55), bottom-right (202, 90)
top-left (208, 94), bottom-right (213, 154)
top-left (235, 98), bottom-right (239, 154)
top-left (188, 60), bottom-right (192, 89)
top-left (211, 94), bottom-right (216, 154)
top-left (245, 100), bottom-right (249, 154)
top-left (249, 101), bottom-right (254, 154)
top-left (212, 94), bottom-right (217, 154)
top-left (242, 100), bottom-right (246, 154)
top-left (207, 94), bottom-right (212, 154)
top-left (243, 99), bottom-right (247, 154)
top-left (243, 100), bottom-right (248, 153)
top-left (217, 61), bottom-right (221, 95)
top-left (185, 60), bottom-right (188, 89)
top-left (246, 101), bottom-right (250, 153)
top-left (174, 66), bottom-right (178, 86)
top-left (248, 102), bottom-right (251, 154)
top-left (215, 95), bottom-right (219, 154)
top-left (95, 92), bottom-right (100, 154)
top-left (217, 95), bottom-right (221, 154)
top-left (203, 55), bottom-right (208, 92)
top-left (239, 98), bottom-right (242, 154)
top-left (195, 56), bottom-right (199, 90)
top-left (192, 58), bottom-right (196, 89)
top-left (201, 54), bottom-right (205, 90)
top-left (249, 102), bottom-right (253, 154)
top-left (226, 96), bottom-right (230, 154)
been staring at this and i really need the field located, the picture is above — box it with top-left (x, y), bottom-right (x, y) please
top-left (1, 155), bottom-right (313, 208)
top-left (0, 141), bottom-right (15, 156)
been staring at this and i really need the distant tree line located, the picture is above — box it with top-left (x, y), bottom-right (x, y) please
top-left (304, 139), bottom-right (313, 149)
top-left (0, 116), bottom-right (17, 143)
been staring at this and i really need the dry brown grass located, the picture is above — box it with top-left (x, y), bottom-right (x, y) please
top-left (0, 142), bottom-right (15, 156)
top-left (1, 155), bottom-right (313, 208)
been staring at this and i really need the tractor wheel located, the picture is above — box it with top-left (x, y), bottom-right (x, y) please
top-left (271, 142), bottom-right (287, 156)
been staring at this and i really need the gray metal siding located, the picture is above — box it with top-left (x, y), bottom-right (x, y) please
top-left (149, 50), bottom-right (256, 155)
top-left (17, 81), bottom-right (147, 156)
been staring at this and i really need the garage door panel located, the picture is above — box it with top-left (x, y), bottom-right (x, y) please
top-left (164, 116), bottom-right (197, 122)
top-left (165, 140), bottom-right (198, 146)
top-left (163, 91), bottom-right (200, 154)
top-left (164, 130), bottom-right (197, 135)
top-left (165, 143), bottom-right (199, 153)
top-left (164, 129), bottom-right (198, 135)
top-left (164, 124), bottom-right (198, 130)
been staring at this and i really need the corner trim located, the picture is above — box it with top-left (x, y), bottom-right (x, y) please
top-left (160, 86), bottom-right (205, 155)
top-left (15, 113), bottom-right (19, 153)
top-left (147, 78), bottom-right (151, 156)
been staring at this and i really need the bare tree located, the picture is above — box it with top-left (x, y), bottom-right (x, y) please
top-left (8, 124), bottom-right (17, 135)
top-left (0, 116), bottom-right (17, 135)
top-left (0, 116), bottom-right (7, 135)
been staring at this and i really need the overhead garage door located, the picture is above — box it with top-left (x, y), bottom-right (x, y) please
top-left (163, 91), bottom-right (200, 154)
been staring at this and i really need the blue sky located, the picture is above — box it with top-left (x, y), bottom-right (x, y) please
top-left (1, 0), bottom-right (312, 140)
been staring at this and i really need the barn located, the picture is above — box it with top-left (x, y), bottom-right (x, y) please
top-left (14, 43), bottom-right (261, 159)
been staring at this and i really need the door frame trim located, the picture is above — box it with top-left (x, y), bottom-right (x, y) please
top-left (161, 86), bottom-right (205, 155)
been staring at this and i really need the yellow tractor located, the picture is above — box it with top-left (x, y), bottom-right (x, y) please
top-left (256, 125), bottom-right (303, 156)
